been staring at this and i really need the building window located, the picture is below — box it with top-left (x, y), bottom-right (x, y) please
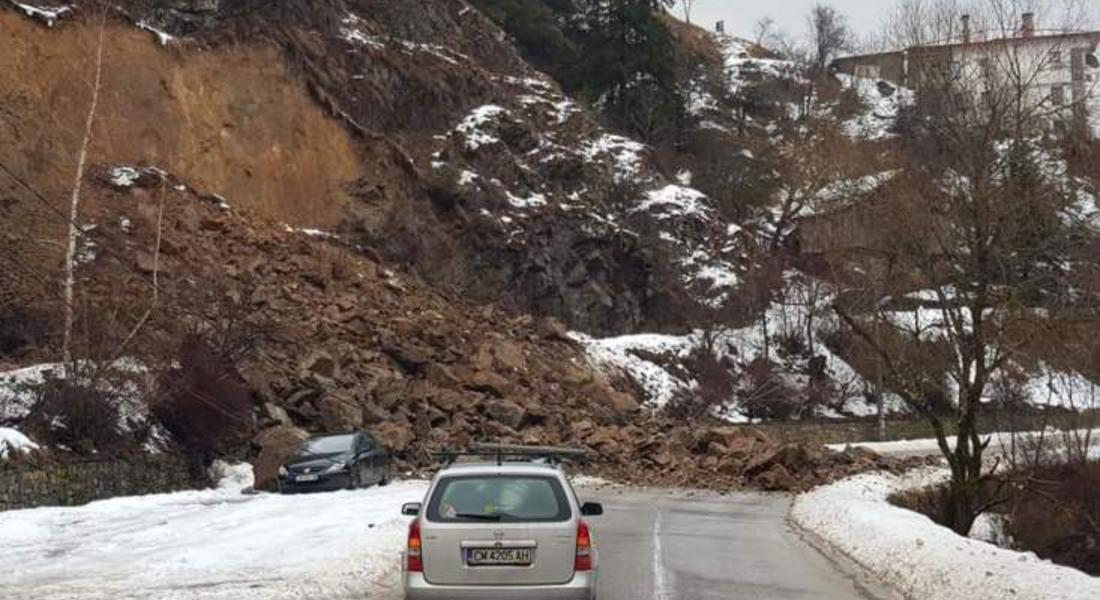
top-left (1051, 85), bottom-right (1065, 106)
top-left (1049, 50), bottom-right (1063, 66)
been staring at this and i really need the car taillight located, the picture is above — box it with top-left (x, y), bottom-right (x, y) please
top-left (407, 519), bottom-right (423, 573)
top-left (575, 519), bottom-right (593, 572)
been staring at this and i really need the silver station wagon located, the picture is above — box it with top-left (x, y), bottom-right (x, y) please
top-left (401, 449), bottom-right (603, 600)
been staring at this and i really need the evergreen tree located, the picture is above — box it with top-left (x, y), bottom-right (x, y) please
top-left (572, 0), bottom-right (682, 142)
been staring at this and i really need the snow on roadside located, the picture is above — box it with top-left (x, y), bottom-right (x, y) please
top-left (208, 461), bottom-right (255, 491)
top-left (0, 481), bottom-right (429, 600)
top-left (791, 468), bottom-right (1100, 600)
top-left (0, 427), bottom-right (39, 459)
top-left (827, 428), bottom-right (1100, 458)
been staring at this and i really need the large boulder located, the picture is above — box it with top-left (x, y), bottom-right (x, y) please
top-left (584, 381), bottom-right (639, 415)
top-left (484, 399), bottom-right (526, 429)
top-left (372, 422), bottom-right (415, 453)
top-left (754, 463), bottom-right (799, 491)
top-left (317, 392), bottom-right (364, 431)
top-left (491, 341), bottom-right (528, 373)
top-left (253, 425), bottom-right (309, 491)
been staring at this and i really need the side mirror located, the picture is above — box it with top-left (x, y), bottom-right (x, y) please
top-left (402, 502), bottom-right (422, 516)
top-left (580, 502), bottom-right (604, 516)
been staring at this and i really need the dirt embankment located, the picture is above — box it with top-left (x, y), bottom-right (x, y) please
top-left (0, 9), bottom-right (363, 228)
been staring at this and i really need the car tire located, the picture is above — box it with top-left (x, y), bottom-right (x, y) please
top-left (348, 468), bottom-right (361, 490)
top-left (379, 464), bottom-right (391, 486)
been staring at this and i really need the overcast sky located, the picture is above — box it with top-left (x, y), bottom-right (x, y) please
top-left (673, 0), bottom-right (889, 42)
top-left (673, 0), bottom-right (1100, 44)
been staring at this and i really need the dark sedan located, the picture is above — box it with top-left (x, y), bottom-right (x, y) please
top-left (278, 432), bottom-right (391, 493)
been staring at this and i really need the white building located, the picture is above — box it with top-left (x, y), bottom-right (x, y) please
top-left (835, 12), bottom-right (1100, 135)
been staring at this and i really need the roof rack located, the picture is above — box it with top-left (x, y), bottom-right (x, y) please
top-left (433, 443), bottom-right (591, 467)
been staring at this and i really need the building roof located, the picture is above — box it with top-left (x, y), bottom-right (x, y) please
top-left (836, 30), bottom-right (1100, 64)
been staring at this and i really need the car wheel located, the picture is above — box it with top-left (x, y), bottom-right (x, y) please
top-left (348, 468), bottom-right (361, 490)
top-left (379, 464), bottom-right (391, 486)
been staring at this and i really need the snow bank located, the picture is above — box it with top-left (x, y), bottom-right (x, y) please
top-left (208, 461), bottom-right (255, 491)
top-left (0, 427), bottom-right (39, 459)
top-left (0, 481), bottom-right (429, 600)
top-left (792, 469), bottom-right (1100, 600)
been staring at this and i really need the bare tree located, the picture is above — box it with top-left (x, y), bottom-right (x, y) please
top-left (807, 3), bottom-right (851, 78)
top-left (753, 16), bottom-right (777, 48)
top-left (831, 0), bottom-right (1099, 536)
top-left (62, 10), bottom-right (108, 367)
top-left (680, 0), bottom-right (697, 25)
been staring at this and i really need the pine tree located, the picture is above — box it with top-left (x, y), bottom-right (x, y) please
top-left (572, 0), bottom-right (682, 141)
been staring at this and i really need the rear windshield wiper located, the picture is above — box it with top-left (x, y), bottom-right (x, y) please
top-left (454, 513), bottom-right (503, 521)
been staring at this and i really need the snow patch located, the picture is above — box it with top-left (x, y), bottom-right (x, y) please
top-left (792, 469), bottom-right (1100, 600)
top-left (837, 75), bottom-right (914, 141)
top-left (583, 134), bottom-right (647, 183)
top-left (456, 104), bottom-right (507, 151)
top-left (0, 361), bottom-right (151, 432)
top-left (208, 461), bottom-right (254, 491)
top-left (571, 333), bottom-right (696, 408)
top-left (0, 427), bottom-right (39, 459)
top-left (8, 1), bottom-right (70, 27)
top-left (136, 20), bottom-right (174, 45)
top-left (635, 185), bottom-right (711, 220)
top-left (108, 166), bottom-right (142, 188)
top-left (505, 190), bottom-right (547, 209)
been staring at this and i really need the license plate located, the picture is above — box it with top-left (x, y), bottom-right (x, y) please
top-left (295, 474), bottom-right (320, 482)
top-left (465, 547), bottom-right (533, 566)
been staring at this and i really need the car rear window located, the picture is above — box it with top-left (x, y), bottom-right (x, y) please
top-left (427, 475), bottom-right (571, 523)
top-left (302, 434), bottom-right (354, 454)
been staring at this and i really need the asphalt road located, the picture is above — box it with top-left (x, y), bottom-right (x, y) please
top-left (582, 487), bottom-right (892, 600)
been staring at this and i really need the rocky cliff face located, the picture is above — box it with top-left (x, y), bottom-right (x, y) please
top-left (78, 0), bottom-right (745, 335)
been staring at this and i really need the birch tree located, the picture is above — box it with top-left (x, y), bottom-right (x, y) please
top-left (62, 11), bottom-right (108, 367)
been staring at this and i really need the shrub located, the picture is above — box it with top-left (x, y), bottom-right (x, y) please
top-left (23, 376), bottom-right (128, 455)
top-left (665, 345), bottom-right (737, 420)
top-left (153, 335), bottom-right (256, 463)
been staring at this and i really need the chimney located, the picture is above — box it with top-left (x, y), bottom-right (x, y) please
top-left (1021, 12), bottom-right (1035, 38)
top-left (962, 14), bottom-right (971, 43)
top-left (716, 20), bottom-right (725, 35)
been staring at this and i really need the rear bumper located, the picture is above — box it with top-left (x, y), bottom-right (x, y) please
top-left (403, 572), bottom-right (597, 600)
top-left (277, 473), bottom-right (351, 493)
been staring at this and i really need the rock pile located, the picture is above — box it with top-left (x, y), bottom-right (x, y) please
top-left (57, 170), bottom-right (916, 492)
